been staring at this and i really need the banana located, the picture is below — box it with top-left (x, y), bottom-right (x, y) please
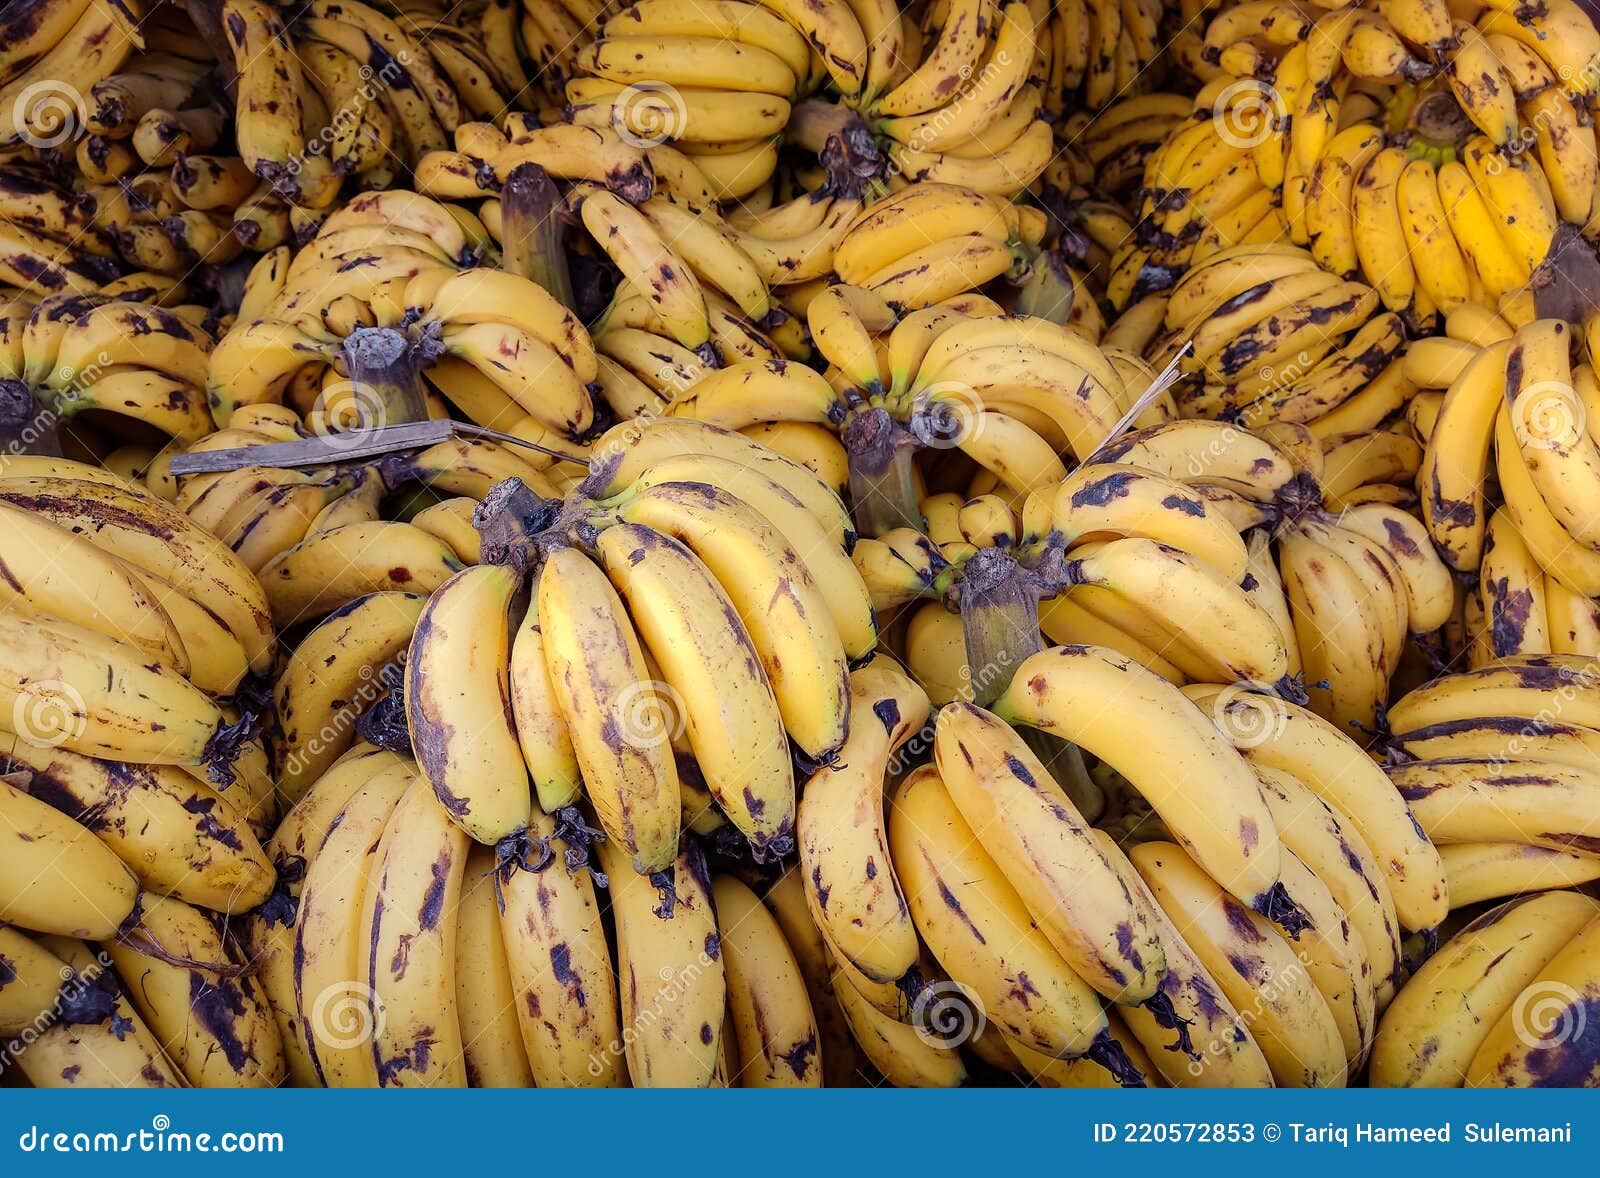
top-left (1441, 843), bottom-right (1600, 909)
top-left (1417, 339), bottom-right (1508, 571)
top-left (595, 524), bottom-right (793, 857)
top-left (406, 565), bottom-right (530, 845)
top-left (1251, 761), bottom-right (1404, 1009)
top-left (259, 521), bottom-right (464, 629)
top-left (0, 0), bottom-right (139, 148)
top-left (0, 500), bottom-right (188, 667)
top-left (797, 657), bottom-right (929, 990)
top-left (105, 892), bottom-right (285, 1087)
top-left (359, 774), bottom-right (470, 1088)
top-left (1467, 908), bottom-right (1600, 1086)
top-left (609, 480), bottom-right (851, 762)
top-left (748, 0), bottom-right (868, 96)
top-left (1463, 136), bottom-right (1558, 276)
top-left (622, 452), bottom-right (874, 658)
top-left (833, 188), bottom-right (1007, 287)
top-left (933, 700), bottom-right (1174, 1005)
top-left (991, 645), bottom-right (1300, 924)
top-left (596, 833), bottom-right (724, 1086)
top-left (834, 967), bottom-right (967, 1087)
top-left (273, 592), bottom-right (426, 803)
top-left (712, 874), bottom-right (823, 1086)
top-left (1348, 146), bottom-right (1417, 314)
top-left (1338, 502), bottom-right (1456, 633)
top-left (579, 187), bottom-right (709, 350)
top-left (0, 734), bottom-right (272, 913)
top-left (603, 0), bottom-right (813, 81)
top-left (0, 608), bottom-right (222, 767)
top-left (1479, 509), bottom-right (1552, 660)
top-left (453, 845), bottom-right (536, 1088)
top-left (497, 810), bottom-right (626, 1088)
top-left (1371, 890), bottom-right (1600, 1086)
top-left (506, 595), bottom-right (582, 817)
top-left (1063, 538), bottom-right (1291, 686)
top-left (7, 934), bottom-right (181, 1088)
top-left (220, 0), bottom-right (305, 182)
top-left (292, 764), bottom-right (414, 1087)
top-left (537, 545), bottom-right (680, 877)
top-left (0, 774), bottom-right (137, 939)
top-left (1131, 839), bottom-right (1346, 1087)
top-left (890, 763), bottom-right (1124, 1068)
top-left (1389, 757), bottom-right (1600, 855)
top-left (1505, 320), bottom-right (1600, 549)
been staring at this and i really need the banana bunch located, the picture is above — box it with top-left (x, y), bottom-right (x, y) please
top-left (1037, 0), bottom-right (1169, 114)
top-left (1185, 0), bottom-right (1600, 324)
top-left (0, 289), bottom-right (215, 443)
top-left (1418, 319), bottom-right (1600, 665)
top-left (0, 167), bottom-right (123, 296)
top-left (671, 280), bottom-right (1145, 538)
top-left (510, 0), bottom-right (620, 120)
top-left (402, 415), bottom-right (873, 874)
top-left (1153, 244), bottom-right (1405, 432)
top-left (566, 0), bottom-right (812, 198)
top-left (244, 737), bottom-right (836, 1088)
top-left (1108, 104), bottom-right (1291, 310)
top-left (1385, 655), bottom-right (1600, 885)
top-left (0, 457), bottom-right (276, 781)
top-left (207, 191), bottom-right (605, 446)
top-left (0, 0), bottom-right (142, 152)
top-left (1063, 93), bottom-right (1194, 200)
top-left (1372, 889), bottom-right (1600, 1087)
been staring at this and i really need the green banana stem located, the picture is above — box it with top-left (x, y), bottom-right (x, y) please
top-left (842, 406), bottom-right (922, 537)
top-left (957, 546), bottom-right (1104, 820)
top-left (340, 325), bottom-right (429, 427)
top-left (499, 162), bottom-right (578, 313)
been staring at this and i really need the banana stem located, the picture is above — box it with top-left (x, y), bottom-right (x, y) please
top-left (340, 325), bottom-right (429, 426)
top-left (959, 547), bottom-right (1105, 819)
top-left (499, 162), bottom-right (578, 312)
top-left (842, 407), bottom-right (922, 537)
top-left (185, 0), bottom-right (236, 102)
top-left (0, 379), bottom-right (63, 456)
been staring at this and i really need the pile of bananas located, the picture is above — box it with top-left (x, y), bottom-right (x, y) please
top-left (5, 0), bottom-right (1600, 1091)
